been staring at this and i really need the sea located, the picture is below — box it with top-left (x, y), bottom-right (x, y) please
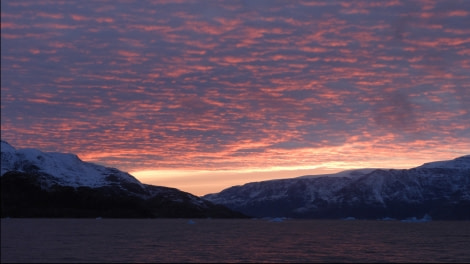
top-left (1, 218), bottom-right (469, 263)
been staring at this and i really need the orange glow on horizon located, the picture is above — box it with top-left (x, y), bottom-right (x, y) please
top-left (126, 146), bottom-right (467, 196)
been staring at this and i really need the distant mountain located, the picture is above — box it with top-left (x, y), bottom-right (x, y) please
top-left (203, 156), bottom-right (470, 220)
top-left (0, 140), bottom-right (247, 218)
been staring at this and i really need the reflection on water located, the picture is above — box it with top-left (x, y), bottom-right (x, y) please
top-left (2, 218), bottom-right (470, 263)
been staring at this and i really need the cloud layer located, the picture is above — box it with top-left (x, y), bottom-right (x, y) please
top-left (2, 0), bottom-right (469, 178)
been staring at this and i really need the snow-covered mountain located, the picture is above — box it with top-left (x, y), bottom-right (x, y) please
top-left (203, 155), bottom-right (470, 220)
top-left (1, 140), bottom-right (146, 193)
top-left (1, 140), bottom-right (246, 218)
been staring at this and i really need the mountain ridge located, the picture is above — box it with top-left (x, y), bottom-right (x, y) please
top-left (2, 140), bottom-right (469, 220)
top-left (203, 155), bottom-right (470, 220)
top-left (0, 140), bottom-right (247, 218)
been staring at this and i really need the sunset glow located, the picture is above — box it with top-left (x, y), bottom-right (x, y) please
top-left (1, 0), bottom-right (469, 196)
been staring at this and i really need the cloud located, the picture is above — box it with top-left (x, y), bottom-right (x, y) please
top-left (373, 91), bottom-right (417, 132)
top-left (1, 0), bottom-right (469, 178)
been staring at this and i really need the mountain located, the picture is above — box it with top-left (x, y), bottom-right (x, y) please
top-left (0, 140), bottom-right (247, 218)
top-left (203, 156), bottom-right (470, 220)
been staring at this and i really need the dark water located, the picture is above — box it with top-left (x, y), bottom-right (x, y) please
top-left (2, 218), bottom-right (469, 263)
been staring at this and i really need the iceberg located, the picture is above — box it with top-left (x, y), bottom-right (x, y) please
top-left (401, 214), bottom-right (432, 223)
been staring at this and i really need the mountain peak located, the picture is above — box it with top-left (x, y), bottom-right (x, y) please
top-left (1, 140), bottom-right (16, 153)
top-left (1, 141), bottom-right (248, 218)
top-left (417, 155), bottom-right (470, 169)
top-left (1, 140), bottom-right (144, 190)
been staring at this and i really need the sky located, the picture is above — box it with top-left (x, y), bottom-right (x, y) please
top-left (1, 0), bottom-right (469, 196)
